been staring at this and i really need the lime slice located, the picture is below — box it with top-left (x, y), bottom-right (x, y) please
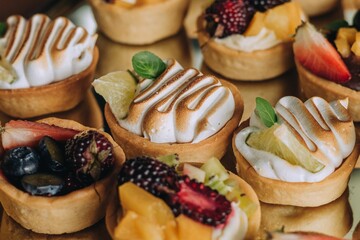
top-left (0, 58), bottom-right (16, 83)
top-left (92, 71), bottom-right (137, 120)
top-left (246, 124), bottom-right (325, 173)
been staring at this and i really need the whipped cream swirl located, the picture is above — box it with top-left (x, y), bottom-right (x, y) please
top-left (0, 14), bottom-right (97, 89)
top-left (235, 96), bottom-right (356, 182)
top-left (215, 28), bottom-right (281, 52)
top-left (119, 59), bottom-right (235, 144)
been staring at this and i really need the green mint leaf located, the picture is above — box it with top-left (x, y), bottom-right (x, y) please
top-left (132, 51), bottom-right (166, 79)
top-left (255, 97), bottom-right (277, 128)
top-left (325, 20), bottom-right (349, 32)
top-left (0, 22), bottom-right (6, 37)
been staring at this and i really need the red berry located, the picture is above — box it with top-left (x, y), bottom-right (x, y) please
top-left (0, 120), bottom-right (79, 150)
top-left (293, 22), bottom-right (351, 83)
top-left (65, 130), bottom-right (114, 183)
top-left (205, 0), bottom-right (255, 38)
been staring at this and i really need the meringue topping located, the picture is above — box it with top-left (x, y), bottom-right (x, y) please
top-left (0, 14), bottom-right (97, 89)
top-left (119, 59), bottom-right (235, 144)
top-left (235, 96), bottom-right (355, 182)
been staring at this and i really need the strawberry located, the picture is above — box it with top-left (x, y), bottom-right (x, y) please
top-left (293, 22), bottom-right (351, 83)
top-left (0, 120), bottom-right (79, 150)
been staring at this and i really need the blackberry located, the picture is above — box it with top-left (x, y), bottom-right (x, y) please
top-left (65, 130), bottom-right (114, 183)
top-left (118, 156), bottom-right (178, 198)
top-left (205, 0), bottom-right (255, 38)
top-left (251, 0), bottom-right (290, 12)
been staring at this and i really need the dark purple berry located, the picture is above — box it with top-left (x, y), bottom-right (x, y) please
top-left (2, 147), bottom-right (39, 178)
top-left (65, 130), bottom-right (114, 183)
top-left (205, 0), bottom-right (255, 38)
top-left (118, 156), bottom-right (178, 199)
top-left (39, 136), bottom-right (66, 173)
top-left (61, 172), bottom-right (87, 194)
top-left (21, 173), bottom-right (64, 196)
top-left (251, 0), bottom-right (290, 12)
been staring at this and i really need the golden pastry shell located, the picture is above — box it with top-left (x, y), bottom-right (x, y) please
top-left (105, 79), bottom-right (243, 163)
top-left (232, 121), bottom-right (359, 207)
top-left (0, 117), bottom-right (125, 234)
top-left (296, 59), bottom-right (360, 122)
top-left (0, 47), bottom-right (99, 119)
top-left (197, 15), bottom-right (294, 81)
top-left (88, 0), bottom-right (190, 45)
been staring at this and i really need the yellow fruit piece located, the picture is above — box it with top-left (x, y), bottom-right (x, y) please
top-left (114, 211), bottom-right (141, 240)
top-left (176, 215), bottom-right (212, 240)
top-left (135, 214), bottom-right (164, 240)
top-left (137, 0), bottom-right (164, 5)
top-left (246, 124), bottom-right (325, 173)
top-left (244, 12), bottom-right (266, 36)
top-left (351, 32), bottom-right (360, 56)
top-left (164, 220), bottom-right (179, 240)
top-left (92, 71), bottom-right (137, 120)
top-left (119, 182), bottom-right (174, 227)
top-left (264, 2), bottom-right (302, 40)
top-left (335, 38), bottom-right (351, 58)
top-left (337, 27), bottom-right (357, 45)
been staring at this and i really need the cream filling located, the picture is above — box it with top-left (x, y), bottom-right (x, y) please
top-left (235, 96), bottom-right (356, 183)
top-left (0, 14), bottom-right (97, 89)
top-left (212, 202), bottom-right (248, 240)
top-left (119, 59), bottom-right (235, 144)
top-left (214, 28), bottom-right (281, 52)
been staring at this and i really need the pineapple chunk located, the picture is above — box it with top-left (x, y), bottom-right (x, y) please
top-left (351, 32), bottom-right (360, 56)
top-left (114, 211), bottom-right (141, 240)
top-left (244, 12), bottom-right (266, 36)
top-left (135, 215), bottom-right (164, 240)
top-left (164, 220), bottom-right (179, 240)
top-left (176, 215), bottom-right (212, 240)
top-left (335, 38), bottom-right (351, 58)
top-left (113, 0), bottom-right (136, 8)
top-left (119, 182), bottom-right (174, 227)
top-left (337, 28), bottom-right (357, 45)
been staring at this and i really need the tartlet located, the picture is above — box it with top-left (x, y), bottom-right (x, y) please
top-left (0, 117), bottom-right (125, 234)
top-left (0, 14), bottom-right (98, 118)
top-left (88, 0), bottom-right (190, 45)
top-left (106, 158), bottom-right (261, 240)
top-left (294, 22), bottom-right (360, 121)
top-left (197, 1), bottom-right (303, 81)
top-left (259, 189), bottom-right (352, 238)
top-left (104, 76), bottom-right (243, 163)
top-left (232, 96), bottom-right (359, 207)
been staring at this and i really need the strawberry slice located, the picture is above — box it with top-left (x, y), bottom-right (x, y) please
top-left (0, 120), bottom-right (80, 150)
top-left (293, 22), bottom-right (351, 83)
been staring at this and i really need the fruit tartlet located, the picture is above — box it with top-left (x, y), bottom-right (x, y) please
top-left (106, 156), bottom-right (261, 240)
top-left (197, 0), bottom-right (303, 81)
top-left (0, 118), bottom-right (125, 234)
top-left (88, 0), bottom-right (190, 45)
top-left (294, 20), bottom-right (360, 121)
top-left (94, 51), bottom-right (243, 163)
top-left (232, 96), bottom-right (359, 207)
top-left (0, 14), bottom-right (98, 118)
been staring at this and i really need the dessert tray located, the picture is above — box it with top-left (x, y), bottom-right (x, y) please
top-left (0, 0), bottom-right (360, 239)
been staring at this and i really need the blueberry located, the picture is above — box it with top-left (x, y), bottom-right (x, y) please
top-left (38, 136), bottom-right (66, 173)
top-left (21, 173), bottom-right (64, 196)
top-left (2, 147), bottom-right (40, 178)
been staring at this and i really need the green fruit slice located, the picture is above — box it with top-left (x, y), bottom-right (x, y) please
top-left (246, 124), bottom-right (325, 173)
top-left (93, 71), bottom-right (137, 120)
